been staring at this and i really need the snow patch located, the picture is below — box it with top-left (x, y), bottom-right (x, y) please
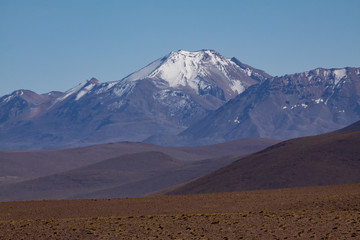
top-left (333, 69), bottom-right (346, 85)
top-left (230, 80), bottom-right (245, 94)
top-left (314, 98), bottom-right (324, 104)
top-left (2, 95), bottom-right (14, 103)
top-left (94, 82), bottom-right (118, 95)
top-left (301, 103), bottom-right (308, 108)
top-left (75, 83), bottom-right (95, 101)
top-left (323, 70), bottom-right (330, 78)
top-left (106, 81), bottom-right (117, 90)
top-left (153, 89), bottom-right (192, 112)
top-left (108, 100), bottom-right (126, 110)
top-left (55, 81), bottom-right (87, 102)
top-left (290, 103), bottom-right (309, 109)
top-left (113, 82), bottom-right (135, 97)
top-left (3, 90), bottom-right (24, 103)
top-left (290, 105), bottom-right (297, 110)
top-left (186, 77), bottom-right (213, 94)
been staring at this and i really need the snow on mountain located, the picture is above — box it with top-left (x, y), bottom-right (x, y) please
top-left (56, 81), bottom-right (88, 103)
top-left (53, 78), bottom-right (100, 104)
top-left (122, 57), bottom-right (165, 82)
top-left (333, 69), bottom-right (347, 85)
top-left (2, 48), bottom-right (357, 150)
top-left (1, 90), bottom-right (23, 103)
top-left (122, 50), bottom-right (262, 100)
top-left (0, 49), bottom-right (271, 149)
top-left (147, 50), bottom-right (235, 89)
top-left (178, 66), bottom-right (360, 145)
top-left (47, 50), bottom-right (267, 109)
top-left (75, 83), bottom-right (96, 101)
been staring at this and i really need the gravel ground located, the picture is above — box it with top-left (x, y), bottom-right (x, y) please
top-left (0, 184), bottom-right (359, 239)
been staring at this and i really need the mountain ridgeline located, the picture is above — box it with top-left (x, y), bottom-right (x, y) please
top-left (0, 49), bottom-right (359, 149)
top-left (179, 67), bottom-right (360, 144)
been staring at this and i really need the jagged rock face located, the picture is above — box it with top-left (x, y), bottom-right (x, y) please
top-left (0, 50), bottom-right (267, 149)
top-left (180, 67), bottom-right (360, 144)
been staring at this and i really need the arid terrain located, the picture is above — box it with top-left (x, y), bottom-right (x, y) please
top-left (1, 184), bottom-right (359, 239)
top-left (160, 128), bottom-right (360, 196)
top-left (0, 138), bottom-right (279, 201)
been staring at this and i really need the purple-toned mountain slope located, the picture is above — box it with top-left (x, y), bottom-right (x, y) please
top-left (179, 67), bottom-right (360, 144)
top-left (0, 50), bottom-right (268, 149)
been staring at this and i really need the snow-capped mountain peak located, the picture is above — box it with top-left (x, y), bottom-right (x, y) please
top-left (123, 49), bottom-right (228, 83)
top-left (148, 49), bottom-right (231, 85)
top-left (122, 49), bottom-right (262, 100)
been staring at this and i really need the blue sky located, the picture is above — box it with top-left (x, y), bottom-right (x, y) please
top-left (1, 0), bottom-right (359, 96)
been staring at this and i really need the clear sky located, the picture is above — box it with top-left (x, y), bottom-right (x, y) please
top-left (1, 0), bottom-right (359, 96)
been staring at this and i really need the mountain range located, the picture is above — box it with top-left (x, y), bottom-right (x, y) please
top-left (2, 119), bottom-right (359, 201)
top-left (179, 67), bottom-right (360, 144)
top-left (0, 49), bottom-right (359, 149)
top-left (0, 50), bottom-right (269, 149)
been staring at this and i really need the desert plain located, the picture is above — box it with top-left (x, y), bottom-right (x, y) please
top-left (0, 183), bottom-right (359, 239)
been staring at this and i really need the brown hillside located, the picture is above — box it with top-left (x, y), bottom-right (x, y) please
top-left (161, 131), bottom-right (360, 195)
top-left (0, 138), bottom-right (279, 186)
top-left (0, 152), bottom-right (237, 201)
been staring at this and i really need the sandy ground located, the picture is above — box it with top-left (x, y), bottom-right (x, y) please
top-left (0, 184), bottom-right (359, 239)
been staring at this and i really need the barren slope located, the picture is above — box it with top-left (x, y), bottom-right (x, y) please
top-left (0, 184), bottom-right (359, 239)
top-left (0, 138), bottom-right (279, 201)
top-left (0, 152), bottom-right (237, 201)
top-left (0, 138), bottom-right (279, 185)
top-left (161, 130), bottom-right (360, 195)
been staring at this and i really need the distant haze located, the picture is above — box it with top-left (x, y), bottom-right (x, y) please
top-left (1, 0), bottom-right (359, 96)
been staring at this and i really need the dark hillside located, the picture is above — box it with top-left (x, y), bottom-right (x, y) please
top-left (161, 131), bottom-right (360, 195)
